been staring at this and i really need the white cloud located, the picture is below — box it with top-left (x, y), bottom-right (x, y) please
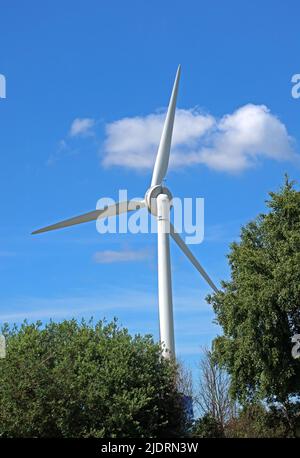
top-left (102, 104), bottom-right (296, 173)
top-left (69, 117), bottom-right (95, 137)
top-left (196, 104), bottom-right (295, 172)
top-left (103, 108), bottom-right (214, 169)
top-left (93, 248), bottom-right (151, 264)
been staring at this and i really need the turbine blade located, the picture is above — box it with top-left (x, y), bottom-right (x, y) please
top-left (151, 65), bottom-right (181, 187)
top-left (170, 223), bottom-right (219, 293)
top-left (32, 200), bottom-right (145, 235)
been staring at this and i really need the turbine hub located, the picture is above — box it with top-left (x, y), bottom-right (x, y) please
top-left (145, 185), bottom-right (173, 216)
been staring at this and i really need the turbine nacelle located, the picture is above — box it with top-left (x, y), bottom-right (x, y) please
top-left (144, 185), bottom-right (173, 216)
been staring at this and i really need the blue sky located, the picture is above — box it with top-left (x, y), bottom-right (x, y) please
top-left (0, 0), bottom-right (300, 382)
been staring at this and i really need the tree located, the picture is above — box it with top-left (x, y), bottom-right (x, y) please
top-left (195, 348), bottom-right (237, 433)
top-left (0, 319), bottom-right (188, 438)
top-left (192, 414), bottom-right (224, 438)
top-left (208, 177), bottom-right (300, 407)
top-left (225, 402), bottom-right (299, 438)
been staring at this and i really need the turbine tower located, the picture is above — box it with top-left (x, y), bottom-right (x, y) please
top-left (32, 66), bottom-right (218, 358)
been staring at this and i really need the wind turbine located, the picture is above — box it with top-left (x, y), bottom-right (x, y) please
top-left (32, 65), bottom-right (218, 358)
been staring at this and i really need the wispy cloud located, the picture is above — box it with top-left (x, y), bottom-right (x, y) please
top-left (93, 248), bottom-right (152, 264)
top-left (46, 139), bottom-right (75, 166)
top-left (47, 118), bottom-right (96, 165)
top-left (0, 286), bottom-right (213, 323)
top-left (102, 104), bottom-right (296, 173)
top-left (69, 117), bottom-right (95, 137)
top-left (0, 289), bottom-right (155, 323)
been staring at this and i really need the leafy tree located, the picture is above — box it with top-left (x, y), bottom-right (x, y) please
top-left (208, 177), bottom-right (300, 407)
top-left (225, 402), bottom-right (299, 438)
top-left (192, 414), bottom-right (224, 438)
top-left (193, 403), bottom-right (299, 438)
top-left (0, 319), bottom-right (188, 438)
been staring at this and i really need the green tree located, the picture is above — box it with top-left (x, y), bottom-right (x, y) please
top-left (0, 319), bottom-right (187, 438)
top-left (225, 402), bottom-right (299, 438)
top-left (192, 414), bottom-right (224, 438)
top-left (208, 177), bottom-right (300, 408)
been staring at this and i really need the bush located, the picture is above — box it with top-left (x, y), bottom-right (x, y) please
top-left (0, 319), bottom-right (188, 438)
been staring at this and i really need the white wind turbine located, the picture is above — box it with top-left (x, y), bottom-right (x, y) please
top-left (32, 65), bottom-right (218, 358)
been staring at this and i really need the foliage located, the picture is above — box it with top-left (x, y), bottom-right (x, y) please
top-left (225, 402), bottom-right (300, 438)
top-left (0, 319), bottom-right (187, 438)
top-left (192, 402), bottom-right (300, 438)
top-left (191, 414), bottom-right (224, 438)
top-left (208, 177), bottom-right (300, 405)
